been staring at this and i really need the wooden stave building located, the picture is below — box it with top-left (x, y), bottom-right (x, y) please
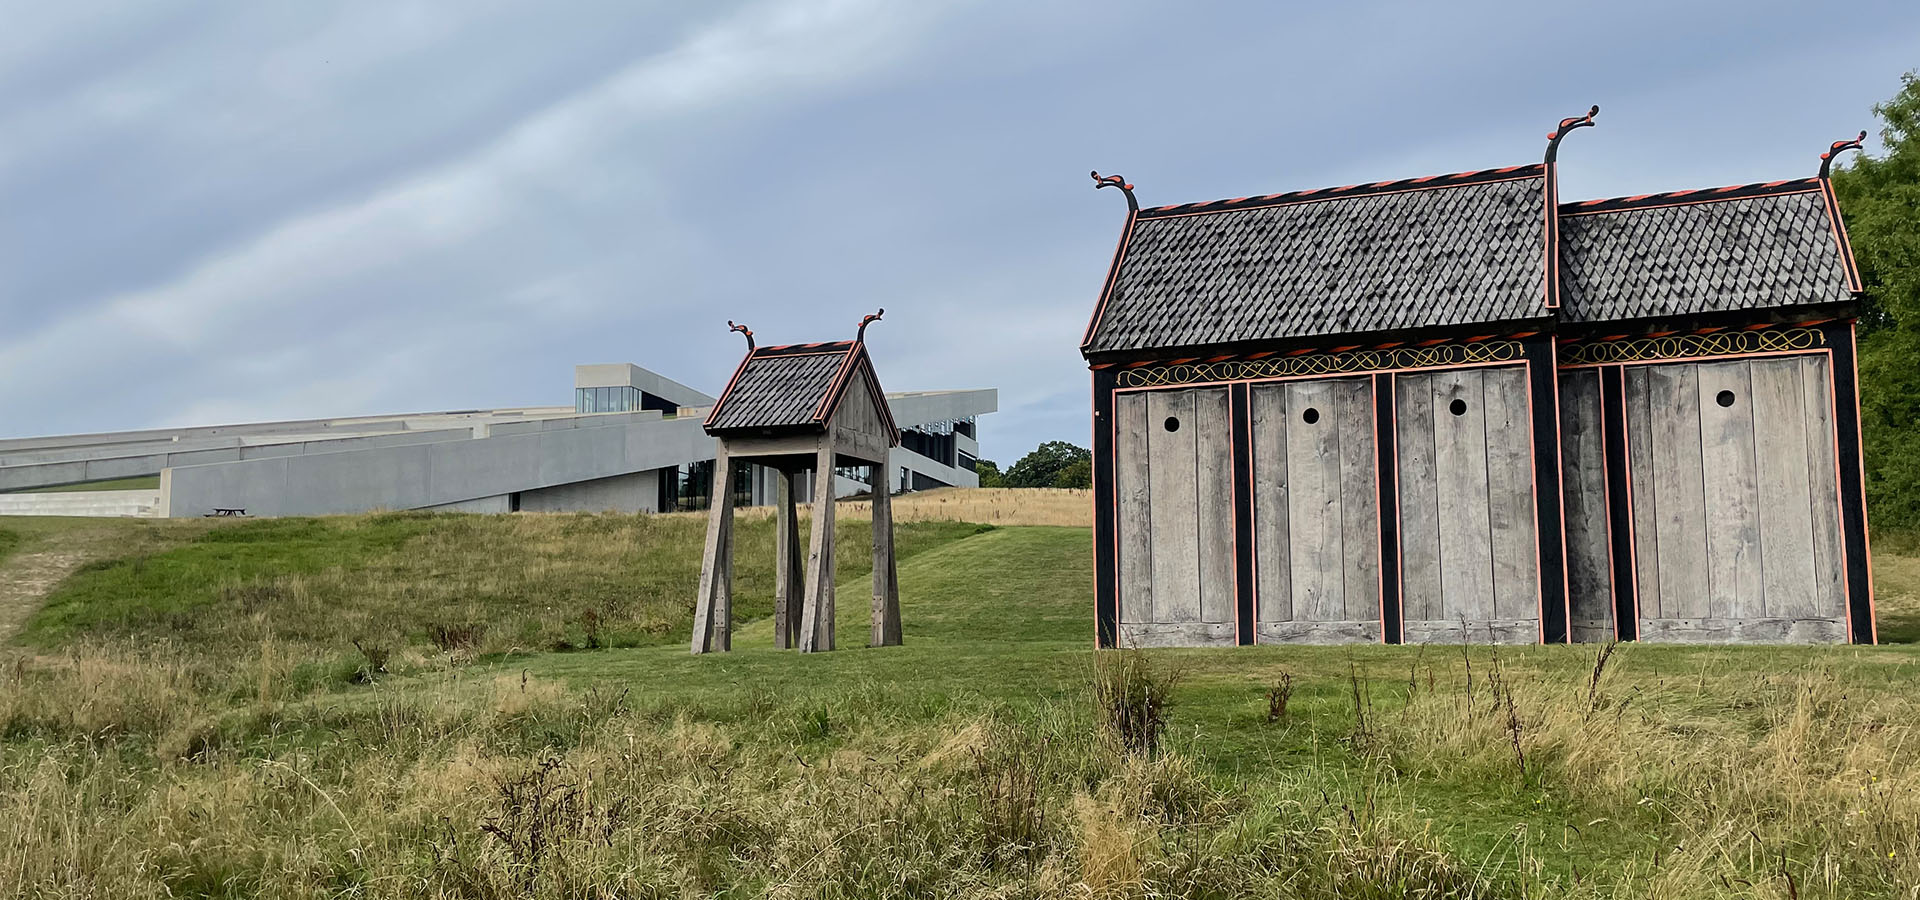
top-left (1082, 123), bottom-right (1875, 648)
top-left (693, 323), bottom-right (903, 655)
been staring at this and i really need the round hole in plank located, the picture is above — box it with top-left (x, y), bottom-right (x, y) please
top-left (1163, 416), bottom-right (1180, 432)
top-left (1716, 390), bottom-right (1736, 408)
top-left (1302, 407), bottom-right (1320, 425)
top-left (1449, 398), bottom-right (1468, 416)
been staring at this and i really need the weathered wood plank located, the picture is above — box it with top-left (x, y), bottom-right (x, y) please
top-left (799, 448), bottom-right (837, 652)
top-left (1648, 364), bottom-right (1707, 620)
top-left (1800, 356), bottom-right (1847, 621)
top-left (1624, 367), bottom-right (1662, 620)
top-left (1484, 366), bottom-right (1538, 622)
top-left (1286, 380), bottom-right (1343, 622)
top-left (1255, 619), bottom-right (1381, 645)
top-left (691, 448), bottom-right (736, 654)
top-left (1559, 369), bottom-right (1612, 637)
top-left (1637, 616), bottom-right (1847, 644)
top-left (1335, 378), bottom-right (1380, 624)
top-left (774, 469), bottom-right (801, 649)
top-left (870, 465), bottom-right (901, 646)
top-left (1750, 358), bottom-right (1819, 619)
top-left (1432, 368), bottom-right (1494, 624)
top-left (1396, 374), bottom-right (1443, 624)
top-left (1115, 393), bottom-right (1153, 624)
top-left (1117, 622), bottom-right (1238, 648)
top-left (1250, 385), bottom-right (1291, 623)
top-left (1147, 390), bottom-right (1201, 624)
top-left (1194, 388), bottom-right (1236, 624)
top-left (1401, 618), bottom-right (1540, 645)
top-left (1697, 361), bottom-right (1764, 619)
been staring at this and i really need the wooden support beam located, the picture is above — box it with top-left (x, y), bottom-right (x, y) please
top-left (690, 451), bottom-right (736, 654)
top-left (871, 466), bottom-right (902, 646)
top-left (799, 449), bottom-right (837, 652)
top-left (774, 469), bottom-right (803, 649)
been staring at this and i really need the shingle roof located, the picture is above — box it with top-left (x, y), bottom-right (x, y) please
top-left (705, 344), bottom-right (852, 432)
top-left (704, 341), bottom-right (899, 438)
top-left (1558, 182), bottom-right (1854, 324)
top-left (1081, 166), bottom-right (1549, 357)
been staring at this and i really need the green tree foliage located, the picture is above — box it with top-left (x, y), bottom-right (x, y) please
top-left (1004, 441), bottom-right (1092, 488)
top-left (1051, 457), bottom-right (1092, 489)
top-left (972, 459), bottom-right (1005, 488)
top-left (1833, 72), bottom-right (1920, 527)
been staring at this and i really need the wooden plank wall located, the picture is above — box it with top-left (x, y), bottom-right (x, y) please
top-left (1250, 376), bottom-right (1381, 644)
top-left (1396, 366), bottom-right (1539, 644)
top-left (1113, 387), bottom-right (1236, 646)
top-left (1558, 370), bottom-right (1614, 642)
top-left (1625, 357), bottom-right (1848, 642)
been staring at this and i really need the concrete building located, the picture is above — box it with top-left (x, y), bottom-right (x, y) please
top-left (0, 364), bottom-right (995, 518)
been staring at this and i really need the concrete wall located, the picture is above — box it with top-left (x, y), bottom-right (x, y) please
top-left (519, 470), bottom-right (661, 513)
top-left (0, 428), bottom-right (477, 492)
top-left (0, 490), bottom-right (162, 517)
top-left (162, 414), bottom-right (712, 517)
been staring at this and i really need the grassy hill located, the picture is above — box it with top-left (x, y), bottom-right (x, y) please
top-left (3, 504), bottom-right (1920, 898)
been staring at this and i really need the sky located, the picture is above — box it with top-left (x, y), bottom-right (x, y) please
top-left (2, 1), bottom-right (1917, 464)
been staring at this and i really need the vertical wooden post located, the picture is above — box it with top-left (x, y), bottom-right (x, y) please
top-left (775, 468), bottom-right (804, 649)
top-left (799, 447), bottom-right (837, 652)
top-left (691, 451), bottom-right (736, 654)
top-left (871, 463), bottom-right (901, 646)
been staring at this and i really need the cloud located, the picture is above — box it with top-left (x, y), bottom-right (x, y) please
top-left (0, 0), bottom-right (957, 431)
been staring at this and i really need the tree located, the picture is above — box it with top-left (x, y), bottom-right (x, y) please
top-left (1833, 72), bottom-right (1920, 527)
top-left (972, 458), bottom-right (1005, 488)
top-left (1004, 440), bottom-right (1092, 488)
top-left (1051, 457), bottom-right (1092, 489)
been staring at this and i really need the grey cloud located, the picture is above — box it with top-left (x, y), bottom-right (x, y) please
top-left (2, 0), bottom-right (1917, 465)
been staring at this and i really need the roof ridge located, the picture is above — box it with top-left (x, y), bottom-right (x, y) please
top-left (1560, 178), bottom-right (1820, 216)
top-left (1137, 164), bottom-right (1544, 218)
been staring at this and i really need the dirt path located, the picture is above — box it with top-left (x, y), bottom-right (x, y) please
top-left (0, 544), bottom-right (95, 641)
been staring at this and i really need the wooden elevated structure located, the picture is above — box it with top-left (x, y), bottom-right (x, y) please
top-left (691, 312), bottom-right (902, 653)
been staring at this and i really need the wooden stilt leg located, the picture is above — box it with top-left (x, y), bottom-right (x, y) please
top-left (799, 447), bottom-right (837, 652)
top-left (775, 469), bottom-right (801, 649)
top-left (871, 463), bottom-right (902, 646)
top-left (784, 472), bottom-right (805, 645)
top-left (691, 451), bottom-right (736, 654)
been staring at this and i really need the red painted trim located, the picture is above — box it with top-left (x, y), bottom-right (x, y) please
top-left (703, 351), bottom-right (758, 430)
top-left (1617, 365), bottom-right (1643, 633)
top-left (1525, 353), bottom-right (1547, 644)
top-left (1080, 209), bottom-right (1140, 351)
top-left (1140, 169), bottom-right (1544, 221)
top-left (1849, 322), bottom-right (1877, 642)
top-left (1598, 367), bottom-right (1619, 640)
top-left (1248, 391), bottom-right (1262, 643)
top-left (1559, 184), bottom-right (1822, 217)
top-left (1819, 178), bottom-right (1865, 293)
top-left (810, 346), bottom-right (863, 424)
top-left (1818, 346), bottom-right (1854, 642)
top-left (1544, 161), bottom-right (1561, 309)
top-left (1108, 374), bottom-right (1123, 641)
top-left (1370, 376), bottom-right (1388, 644)
top-left (1229, 385), bottom-right (1243, 645)
top-left (1389, 374), bottom-right (1406, 640)
top-left (1549, 336), bottom-right (1573, 640)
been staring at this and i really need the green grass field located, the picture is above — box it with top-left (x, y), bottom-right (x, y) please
top-left (3, 511), bottom-right (1920, 898)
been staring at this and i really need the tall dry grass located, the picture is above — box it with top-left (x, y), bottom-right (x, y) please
top-left (837, 488), bottom-right (1092, 527)
top-left (1372, 642), bottom-right (1920, 898)
top-left (0, 643), bottom-right (1527, 899)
